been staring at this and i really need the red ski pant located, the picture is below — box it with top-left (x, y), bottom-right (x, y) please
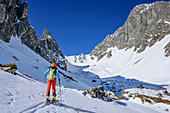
top-left (46, 79), bottom-right (56, 97)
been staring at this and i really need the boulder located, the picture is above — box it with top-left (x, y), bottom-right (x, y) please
top-left (82, 86), bottom-right (112, 102)
top-left (107, 91), bottom-right (118, 100)
top-left (1, 67), bottom-right (17, 75)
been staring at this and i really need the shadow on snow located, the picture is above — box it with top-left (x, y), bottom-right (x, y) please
top-left (101, 75), bottom-right (165, 96)
top-left (20, 100), bottom-right (95, 113)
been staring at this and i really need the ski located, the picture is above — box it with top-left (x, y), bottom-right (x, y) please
top-left (44, 100), bottom-right (50, 105)
top-left (44, 97), bottom-right (58, 104)
top-left (43, 88), bottom-right (66, 105)
top-left (50, 97), bottom-right (59, 104)
top-left (50, 98), bottom-right (58, 104)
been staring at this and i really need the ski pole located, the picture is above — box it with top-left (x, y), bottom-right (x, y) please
top-left (59, 79), bottom-right (62, 105)
top-left (43, 74), bottom-right (47, 97)
top-left (44, 74), bottom-right (47, 83)
top-left (60, 86), bottom-right (62, 105)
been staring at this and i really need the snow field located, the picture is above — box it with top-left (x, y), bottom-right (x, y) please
top-left (0, 70), bottom-right (161, 113)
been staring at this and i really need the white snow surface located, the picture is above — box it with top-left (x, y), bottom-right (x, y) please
top-left (124, 87), bottom-right (170, 113)
top-left (0, 36), bottom-right (50, 82)
top-left (0, 35), bottom-right (170, 113)
top-left (165, 20), bottom-right (170, 25)
top-left (0, 36), bottom-right (99, 90)
top-left (67, 34), bottom-right (170, 84)
top-left (0, 70), bottom-right (161, 113)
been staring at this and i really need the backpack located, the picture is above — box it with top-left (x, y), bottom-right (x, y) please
top-left (49, 68), bottom-right (56, 80)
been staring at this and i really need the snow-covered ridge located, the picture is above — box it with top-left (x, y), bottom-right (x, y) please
top-left (67, 34), bottom-right (170, 84)
top-left (90, 1), bottom-right (170, 60)
top-left (66, 54), bottom-right (97, 66)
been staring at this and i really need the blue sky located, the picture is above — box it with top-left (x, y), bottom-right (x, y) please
top-left (22, 0), bottom-right (169, 56)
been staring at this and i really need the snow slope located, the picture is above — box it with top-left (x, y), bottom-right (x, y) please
top-left (0, 36), bottom-right (50, 82)
top-left (0, 35), bottom-right (169, 113)
top-left (0, 36), bottom-right (100, 90)
top-left (124, 87), bottom-right (170, 113)
top-left (67, 34), bottom-right (170, 84)
top-left (0, 70), bottom-right (161, 113)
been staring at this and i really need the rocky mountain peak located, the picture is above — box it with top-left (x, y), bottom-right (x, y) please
top-left (0, 0), bottom-right (67, 70)
top-left (0, 0), bottom-right (21, 8)
top-left (79, 53), bottom-right (85, 62)
top-left (43, 28), bottom-right (50, 34)
top-left (79, 53), bottom-right (85, 57)
top-left (41, 28), bottom-right (52, 39)
top-left (39, 28), bottom-right (66, 69)
top-left (90, 1), bottom-right (170, 61)
top-left (73, 53), bottom-right (86, 63)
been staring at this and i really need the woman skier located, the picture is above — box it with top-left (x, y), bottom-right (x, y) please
top-left (44, 62), bottom-right (60, 103)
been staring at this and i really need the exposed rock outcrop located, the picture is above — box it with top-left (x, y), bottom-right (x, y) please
top-left (82, 86), bottom-right (112, 102)
top-left (39, 28), bottom-right (66, 69)
top-left (164, 42), bottom-right (170, 57)
top-left (0, 0), bottom-right (67, 70)
top-left (78, 53), bottom-right (86, 63)
top-left (73, 53), bottom-right (86, 63)
top-left (90, 1), bottom-right (170, 61)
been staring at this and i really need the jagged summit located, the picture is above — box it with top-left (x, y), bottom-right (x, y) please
top-left (90, 1), bottom-right (170, 61)
top-left (0, 0), bottom-right (67, 70)
top-left (41, 28), bottom-right (54, 40)
top-left (66, 1), bottom-right (170, 84)
top-left (42, 28), bottom-right (51, 37)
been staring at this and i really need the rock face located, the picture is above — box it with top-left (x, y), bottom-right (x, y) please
top-left (90, 1), bottom-right (170, 61)
top-left (0, 0), bottom-right (67, 70)
top-left (39, 28), bottom-right (66, 69)
top-left (82, 86), bottom-right (112, 102)
top-left (74, 53), bottom-right (86, 63)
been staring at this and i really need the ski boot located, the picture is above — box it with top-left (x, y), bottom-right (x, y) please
top-left (44, 97), bottom-right (50, 104)
top-left (50, 97), bottom-right (58, 104)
